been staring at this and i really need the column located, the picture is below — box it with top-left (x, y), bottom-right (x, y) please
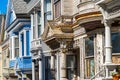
top-left (32, 59), bottom-right (35, 80)
top-left (51, 51), bottom-right (55, 80)
top-left (24, 30), bottom-right (27, 56)
top-left (60, 42), bottom-right (67, 80)
top-left (56, 52), bottom-right (60, 80)
top-left (41, 0), bottom-right (44, 34)
top-left (38, 51), bottom-right (42, 80)
top-left (104, 20), bottom-right (112, 64)
top-left (30, 14), bottom-right (33, 41)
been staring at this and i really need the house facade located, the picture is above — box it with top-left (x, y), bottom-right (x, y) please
top-left (2, 0), bottom-right (32, 80)
top-left (0, 15), bottom-right (5, 80)
top-left (1, 0), bottom-right (120, 80)
top-left (27, 0), bottom-right (52, 80)
top-left (41, 0), bottom-right (120, 80)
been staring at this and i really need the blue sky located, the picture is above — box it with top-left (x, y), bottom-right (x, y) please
top-left (0, 0), bottom-right (8, 14)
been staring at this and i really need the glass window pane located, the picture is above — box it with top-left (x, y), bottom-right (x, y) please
top-left (66, 55), bottom-right (76, 80)
top-left (37, 11), bottom-right (41, 24)
top-left (86, 58), bottom-right (94, 78)
top-left (38, 25), bottom-right (41, 37)
top-left (15, 48), bottom-right (19, 57)
top-left (112, 32), bottom-right (120, 53)
top-left (15, 38), bottom-right (19, 47)
top-left (85, 36), bottom-right (94, 56)
top-left (45, 56), bottom-right (51, 80)
top-left (55, 0), bottom-right (61, 18)
top-left (66, 55), bottom-right (76, 68)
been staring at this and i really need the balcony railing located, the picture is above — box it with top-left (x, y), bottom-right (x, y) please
top-left (31, 38), bottom-right (42, 50)
top-left (16, 56), bottom-right (32, 69)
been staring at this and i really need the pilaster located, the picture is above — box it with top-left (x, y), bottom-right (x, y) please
top-left (38, 50), bottom-right (42, 80)
top-left (79, 38), bottom-right (85, 79)
top-left (50, 50), bottom-right (55, 80)
top-left (59, 41), bottom-right (67, 80)
top-left (32, 59), bottom-right (35, 80)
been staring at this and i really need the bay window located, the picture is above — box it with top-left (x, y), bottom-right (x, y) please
top-left (10, 36), bottom-right (19, 59)
top-left (85, 36), bottom-right (94, 78)
top-left (44, 0), bottom-right (52, 23)
top-left (32, 11), bottom-right (42, 39)
top-left (19, 30), bottom-right (30, 57)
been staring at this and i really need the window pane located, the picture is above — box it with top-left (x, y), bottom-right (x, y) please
top-left (38, 25), bottom-right (41, 37)
top-left (45, 56), bottom-right (51, 80)
top-left (54, 0), bottom-right (61, 18)
top-left (112, 32), bottom-right (120, 53)
top-left (66, 55), bottom-right (76, 80)
top-left (66, 55), bottom-right (76, 68)
top-left (15, 38), bottom-right (19, 47)
top-left (15, 48), bottom-right (19, 57)
top-left (86, 58), bottom-right (94, 78)
top-left (37, 11), bottom-right (41, 24)
top-left (45, 0), bottom-right (51, 12)
top-left (85, 36), bottom-right (94, 56)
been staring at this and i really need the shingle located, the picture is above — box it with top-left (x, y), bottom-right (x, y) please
top-left (12, 0), bottom-right (28, 14)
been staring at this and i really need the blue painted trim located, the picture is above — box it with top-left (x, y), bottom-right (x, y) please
top-left (9, 60), bottom-right (16, 68)
top-left (6, 19), bottom-right (30, 32)
top-left (21, 34), bottom-right (24, 56)
top-left (26, 31), bottom-right (30, 56)
top-left (16, 57), bottom-right (32, 69)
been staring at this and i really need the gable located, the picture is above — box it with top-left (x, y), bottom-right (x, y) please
top-left (46, 27), bottom-right (54, 38)
top-left (5, 0), bottom-right (16, 29)
top-left (42, 21), bottom-right (55, 41)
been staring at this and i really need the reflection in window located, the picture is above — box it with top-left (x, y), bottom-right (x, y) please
top-left (54, 0), bottom-right (61, 18)
top-left (85, 36), bottom-right (94, 78)
top-left (112, 32), bottom-right (120, 53)
top-left (37, 11), bottom-right (41, 37)
top-left (15, 37), bottom-right (19, 57)
top-left (66, 55), bottom-right (77, 80)
top-left (85, 36), bottom-right (94, 56)
top-left (45, 56), bottom-right (51, 80)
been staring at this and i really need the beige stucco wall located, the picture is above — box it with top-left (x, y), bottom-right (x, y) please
top-left (61, 0), bottom-right (74, 16)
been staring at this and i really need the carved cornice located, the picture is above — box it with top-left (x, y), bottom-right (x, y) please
top-left (75, 11), bottom-right (102, 21)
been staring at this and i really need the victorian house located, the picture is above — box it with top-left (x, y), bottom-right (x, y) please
top-left (1, 0), bottom-right (120, 80)
top-left (41, 0), bottom-right (120, 80)
top-left (0, 14), bottom-right (5, 80)
top-left (2, 0), bottom-right (32, 80)
top-left (27, 0), bottom-right (52, 80)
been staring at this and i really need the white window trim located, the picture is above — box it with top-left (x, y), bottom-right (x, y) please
top-left (19, 29), bottom-right (30, 57)
top-left (10, 35), bottom-right (18, 60)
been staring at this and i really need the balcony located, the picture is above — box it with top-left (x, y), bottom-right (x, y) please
top-left (27, 0), bottom-right (41, 13)
top-left (9, 60), bottom-right (16, 68)
top-left (16, 56), bottom-right (32, 70)
top-left (31, 38), bottom-right (42, 51)
top-left (77, 1), bottom-right (99, 15)
top-left (3, 68), bottom-right (15, 77)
